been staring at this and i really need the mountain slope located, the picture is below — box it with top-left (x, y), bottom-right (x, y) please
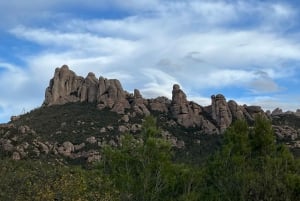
top-left (0, 65), bottom-right (299, 164)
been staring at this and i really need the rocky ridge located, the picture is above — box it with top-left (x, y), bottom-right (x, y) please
top-left (1, 65), bottom-right (299, 163)
top-left (43, 65), bottom-right (269, 134)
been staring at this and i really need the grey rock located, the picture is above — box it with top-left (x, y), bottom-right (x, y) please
top-left (86, 136), bottom-right (97, 144)
top-left (149, 97), bottom-right (169, 112)
top-left (121, 115), bottom-right (129, 123)
top-left (211, 94), bottom-right (232, 133)
top-left (12, 152), bottom-right (21, 160)
top-left (118, 125), bottom-right (129, 133)
top-left (272, 108), bottom-right (283, 115)
top-left (74, 143), bottom-right (86, 151)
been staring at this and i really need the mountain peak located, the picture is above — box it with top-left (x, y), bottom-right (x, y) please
top-left (43, 65), bottom-right (268, 134)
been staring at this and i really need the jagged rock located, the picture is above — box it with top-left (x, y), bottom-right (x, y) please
top-left (228, 100), bottom-right (245, 120)
top-left (44, 65), bottom-right (84, 105)
top-left (211, 94), bottom-right (232, 133)
top-left (149, 97), bottom-right (169, 112)
top-left (201, 119), bottom-right (220, 134)
top-left (44, 65), bottom-right (130, 113)
top-left (80, 72), bottom-right (99, 102)
top-left (171, 84), bottom-right (189, 116)
top-left (130, 89), bottom-right (150, 115)
top-left (41, 66), bottom-right (295, 137)
top-left (97, 77), bottom-right (130, 114)
top-left (170, 84), bottom-right (197, 127)
top-left (245, 105), bottom-right (266, 120)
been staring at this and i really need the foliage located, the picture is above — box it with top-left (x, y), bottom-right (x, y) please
top-left (1, 115), bottom-right (299, 200)
top-left (100, 115), bottom-right (201, 201)
top-left (201, 116), bottom-right (300, 201)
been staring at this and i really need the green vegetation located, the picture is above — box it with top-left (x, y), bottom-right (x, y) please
top-left (13, 103), bottom-right (122, 144)
top-left (1, 116), bottom-right (300, 200)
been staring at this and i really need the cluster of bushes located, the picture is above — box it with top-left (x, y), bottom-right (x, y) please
top-left (1, 116), bottom-right (300, 200)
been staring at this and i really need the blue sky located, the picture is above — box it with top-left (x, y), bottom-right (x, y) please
top-left (0, 0), bottom-right (300, 123)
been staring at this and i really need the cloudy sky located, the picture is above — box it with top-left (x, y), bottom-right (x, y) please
top-left (0, 0), bottom-right (300, 123)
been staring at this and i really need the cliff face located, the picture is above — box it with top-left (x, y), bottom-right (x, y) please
top-left (44, 65), bottom-right (266, 134)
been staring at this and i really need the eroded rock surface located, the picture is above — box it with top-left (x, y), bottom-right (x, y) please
top-left (43, 65), bottom-right (275, 134)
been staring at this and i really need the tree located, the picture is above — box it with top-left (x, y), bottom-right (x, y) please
top-left (100, 115), bottom-right (203, 201)
top-left (201, 116), bottom-right (300, 201)
top-left (101, 116), bottom-right (174, 201)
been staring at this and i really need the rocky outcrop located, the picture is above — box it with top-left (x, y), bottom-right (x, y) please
top-left (149, 97), bottom-right (169, 112)
top-left (44, 65), bottom-right (130, 114)
top-left (228, 100), bottom-right (245, 120)
top-left (44, 65), bottom-right (84, 105)
top-left (97, 77), bottom-right (130, 114)
top-left (130, 89), bottom-right (150, 115)
top-left (273, 125), bottom-right (299, 140)
top-left (43, 65), bottom-right (273, 134)
top-left (80, 72), bottom-right (99, 103)
top-left (171, 85), bottom-right (200, 127)
top-left (211, 94), bottom-right (232, 133)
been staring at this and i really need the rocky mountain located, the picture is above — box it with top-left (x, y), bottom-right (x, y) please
top-left (1, 65), bottom-right (300, 163)
top-left (44, 65), bottom-right (268, 134)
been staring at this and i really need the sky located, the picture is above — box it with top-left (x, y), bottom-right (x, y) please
top-left (0, 0), bottom-right (300, 123)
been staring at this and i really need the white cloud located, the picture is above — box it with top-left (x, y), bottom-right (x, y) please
top-left (1, 0), bottom-right (300, 122)
top-left (236, 95), bottom-right (300, 112)
top-left (140, 68), bottom-right (179, 98)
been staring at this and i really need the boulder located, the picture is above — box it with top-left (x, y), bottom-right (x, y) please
top-left (58, 141), bottom-right (74, 157)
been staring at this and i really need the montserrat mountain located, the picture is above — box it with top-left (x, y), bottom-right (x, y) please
top-left (44, 65), bottom-right (266, 134)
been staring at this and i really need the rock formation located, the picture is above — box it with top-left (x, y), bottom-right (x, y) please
top-left (2, 65), bottom-right (299, 164)
top-left (44, 65), bottom-right (130, 114)
top-left (43, 65), bottom-right (269, 134)
top-left (211, 94), bottom-right (232, 133)
top-left (44, 65), bottom-right (84, 105)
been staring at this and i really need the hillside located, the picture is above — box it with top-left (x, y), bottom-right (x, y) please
top-left (0, 65), bottom-right (299, 164)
